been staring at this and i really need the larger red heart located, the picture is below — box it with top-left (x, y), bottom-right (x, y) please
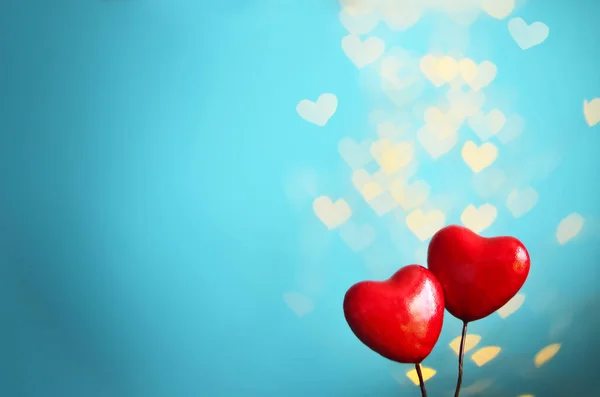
top-left (427, 225), bottom-right (530, 323)
top-left (343, 265), bottom-right (445, 364)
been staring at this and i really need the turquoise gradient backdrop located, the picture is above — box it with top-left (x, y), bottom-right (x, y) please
top-left (1, 0), bottom-right (599, 396)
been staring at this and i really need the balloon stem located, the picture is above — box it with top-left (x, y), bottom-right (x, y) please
top-left (454, 321), bottom-right (468, 397)
top-left (415, 363), bottom-right (427, 397)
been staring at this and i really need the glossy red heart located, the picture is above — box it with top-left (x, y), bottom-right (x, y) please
top-left (343, 265), bottom-right (445, 364)
top-left (427, 225), bottom-right (530, 323)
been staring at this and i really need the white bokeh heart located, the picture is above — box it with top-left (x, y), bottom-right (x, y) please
top-left (296, 93), bottom-right (338, 126)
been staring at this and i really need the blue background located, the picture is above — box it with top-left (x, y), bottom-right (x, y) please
top-left (1, 0), bottom-right (599, 396)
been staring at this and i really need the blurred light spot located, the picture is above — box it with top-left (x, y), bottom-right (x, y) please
top-left (367, 192), bottom-right (398, 216)
top-left (496, 113), bottom-right (525, 144)
top-left (406, 366), bottom-right (436, 385)
top-left (497, 293), bottom-right (526, 319)
top-left (461, 59), bottom-right (497, 91)
top-left (370, 139), bottom-right (414, 175)
top-left (463, 378), bottom-right (493, 395)
top-left (339, 8), bottom-right (379, 36)
top-left (338, 137), bottom-right (373, 170)
top-left (424, 106), bottom-right (463, 137)
top-left (342, 35), bottom-right (385, 68)
top-left (283, 169), bottom-right (319, 205)
top-left (462, 140), bottom-right (498, 173)
top-left (283, 292), bottom-right (314, 317)
top-left (406, 209), bottom-right (446, 241)
top-left (339, 221), bottom-right (376, 252)
top-left (449, 334), bottom-right (482, 355)
top-left (506, 187), bottom-right (538, 218)
top-left (378, 1), bottom-right (421, 31)
top-left (377, 121), bottom-right (411, 140)
top-left (508, 18), bottom-right (549, 51)
top-left (390, 179), bottom-right (430, 210)
top-left (556, 213), bottom-right (584, 244)
top-left (534, 343), bottom-right (561, 368)
top-left (313, 196), bottom-right (352, 229)
top-left (460, 203), bottom-right (497, 234)
top-left (468, 109), bottom-right (506, 141)
top-left (471, 346), bottom-right (502, 367)
top-left (417, 126), bottom-right (458, 159)
top-left (362, 181), bottom-right (385, 201)
top-left (481, 0), bottom-right (515, 20)
top-left (472, 168), bottom-right (506, 199)
top-left (584, 98), bottom-right (600, 127)
top-left (447, 87), bottom-right (486, 118)
top-left (339, 0), bottom-right (376, 16)
top-left (296, 93), bottom-right (338, 126)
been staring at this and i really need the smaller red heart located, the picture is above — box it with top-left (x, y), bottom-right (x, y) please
top-left (427, 225), bottom-right (530, 323)
top-left (343, 265), bottom-right (445, 364)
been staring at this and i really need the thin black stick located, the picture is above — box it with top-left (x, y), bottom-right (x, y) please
top-left (415, 363), bottom-right (427, 397)
top-left (454, 321), bottom-right (468, 397)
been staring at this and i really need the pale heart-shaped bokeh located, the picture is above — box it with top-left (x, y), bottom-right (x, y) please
top-left (338, 137), bottom-right (373, 170)
top-left (424, 106), bottom-right (464, 138)
top-left (379, 53), bottom-right (424, 93)
top-left (378, 0), bottom-right (421, 31)
top-left (480, 0), bottom-right (515, 20)
top-left (583, 98), bottom-right (600, 127)
top-left (339, 9), bottom-right (379, 36)
top-left (296, 93), bottom-right (338, 126)
top-left (352, 167), bottom-right (414, 201)
top-left (471, 346), bottom-right (502, 367)
top-left (282, 292), bottom-right (314, 317)
top-left (458, 59), bottom-right (497, 91)
top-left (508, 17), bottom-right (549, 50)
top-left (472, 168), bottom-right (506, 198)
top-left (338, 220), bottom-right (376, 252)
top-left (370, 139), bottom-right (414, 174)
top-left (497, 293), bottom-right (526, 319)
top-left (460, 203), bottom-right (497, 233)
top-left (449, 334), bottom-right (482, 355)
top-left (312, 196), bottom-right (352, 229)
top-left (382, 79), bottom-right (426, 109)
top-left (342, 35), bottom-right (385, 68)
top-left (368, 192), bottom-right (398, 216)
top-left (447, 88), bottom-right (486, 118)
top-left (506, 187), bottom-right (538, 218)
top-left (389, 179), bottom-right (430, 210)
top-left (420, 54), bottom-right (445, 87)
top-left (339, 0), bottom-right (377, 16)
top-left (462, 140), bottom-right (498, 173)
top-left (496, 113), bottom-right (525, 144)
top-left (418, 126), bottom-right (459, 159)
top-left (534, 344), bottom-right (561, 368)
top-left (460, 379), bottom-right (494, 395)
top-left (352, 169), bottom-right (384, 201)
top-left (283, 168), bottom-right (319, 205)
top-left (438, 0), bottom-right (481, 26)
top-left (405, 209), bottom-right (446, 241)
top-left (376, 120), bottom-right (411, 140)
top-left (556, 212), bottom-right (584, 244)
top-left (468, 109), bottom-right (506, 141)
top-left (436, 56), bottom-right (460, 84)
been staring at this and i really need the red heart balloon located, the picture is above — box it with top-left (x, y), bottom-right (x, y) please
top-left (427, 225), bottom-right (530, 323)
top-left (343, 265), bottom-right (445, 364)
